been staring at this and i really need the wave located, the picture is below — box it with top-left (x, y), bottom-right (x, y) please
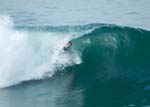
top-left (0, 15), bottom-right (150, 89)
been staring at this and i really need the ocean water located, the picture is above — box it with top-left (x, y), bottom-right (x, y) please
top-left (0, 0), bottom-right (150, 107)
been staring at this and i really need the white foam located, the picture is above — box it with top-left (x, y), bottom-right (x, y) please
top-left (0, 15), bottom-right (81, 88)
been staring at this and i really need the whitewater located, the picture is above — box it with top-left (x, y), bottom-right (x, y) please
top-left (0, 15), bottom-right (81, 88)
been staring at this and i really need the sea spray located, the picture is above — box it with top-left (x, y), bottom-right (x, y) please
top-left (0, 15), bottom-right (81, 88)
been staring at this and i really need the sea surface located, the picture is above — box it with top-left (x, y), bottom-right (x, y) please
top-left (0, 0), bottom-right (150, 107)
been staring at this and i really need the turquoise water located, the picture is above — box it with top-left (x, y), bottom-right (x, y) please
top-left (0, 0), bottom-right (150, 107)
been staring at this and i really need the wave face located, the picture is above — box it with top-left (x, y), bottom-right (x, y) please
top-left (69, 25), bottom-right (150, 106)
top-left (1, 15), bottom-right (150, 106)
top-left (71, 25), bottom-right (150, 81)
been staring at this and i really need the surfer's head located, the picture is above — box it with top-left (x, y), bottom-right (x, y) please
top-left (66, 41), bottom-right (72, 48)
top-left (68, 41), bottom-right (72, 47)
top-left (64, 41), bottom-right (72, 50)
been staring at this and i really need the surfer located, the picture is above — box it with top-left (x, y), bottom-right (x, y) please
top-left (64, 41), bottom-right (72, 51)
